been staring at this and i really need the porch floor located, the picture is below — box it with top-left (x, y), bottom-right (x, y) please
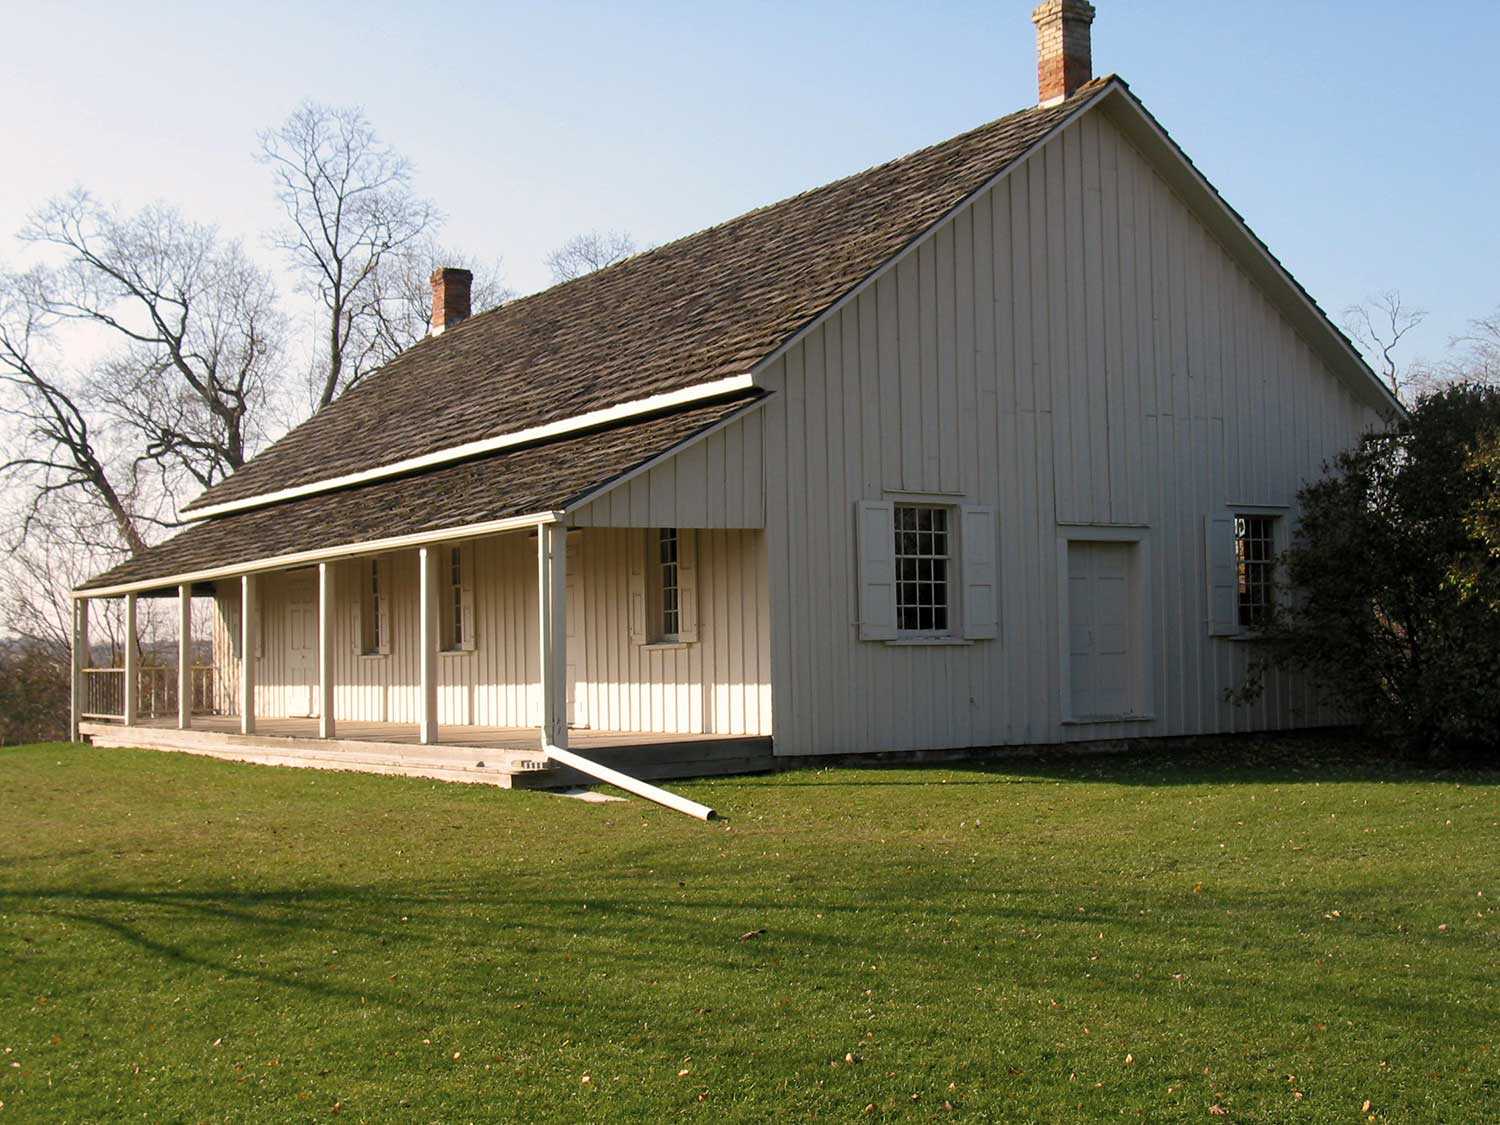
top-left (80, 716), bottom-right (774, 790)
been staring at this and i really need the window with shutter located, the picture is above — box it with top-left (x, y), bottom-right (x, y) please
top-left (359, 558), bottom-right (390, 655)
top-left (894, 504), bottom-right (952, 635)
top-left (439, 544), bottom-right (475, 652)
top-left (1233, 514), bottom-right (1277, 630)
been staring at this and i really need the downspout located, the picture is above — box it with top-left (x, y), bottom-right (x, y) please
top-left (543, 743), bottom-right (717, 821)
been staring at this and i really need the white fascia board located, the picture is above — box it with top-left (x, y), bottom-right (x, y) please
top-left (183, 374), bottom-right (757, 521)
top-left (73, 510), bottom-right (561, 600)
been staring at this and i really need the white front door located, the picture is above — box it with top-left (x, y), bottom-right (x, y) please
top-left (1066, 540), bottom-right (1136, 720)
top-left (285, 571), bottom-right (317, 718)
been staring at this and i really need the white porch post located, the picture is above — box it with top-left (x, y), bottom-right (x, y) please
top-left (240, 574), bottom-right (257, 735)
top-left (177, 583), bottom-right (192, 730)
top-left (538, 521), bottom-right (568, 750)
top-left (418, 546), bottom-right (440, 745)
top-left (318, 562), bottom-right (336, 739)
top-left (70, 596), bottom-right (88, 741)
top-left (122, 592), bottom-right (138, 726)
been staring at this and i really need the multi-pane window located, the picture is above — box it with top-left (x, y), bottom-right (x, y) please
top-left (360, 559), bottom-right (387, 655)
top-left (1234, 514), bottom-right (1276, 630)
top-left (894, 505), bottom-right (951, 633)
top-left (443, 546), bottom-right (465, 651)
top-left (657, 527), bottom-right (680, 641)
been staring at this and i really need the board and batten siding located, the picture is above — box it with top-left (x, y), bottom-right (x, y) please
top-left (757, 107), bottom-right (1384, 757)
top-left (568, 408), bottom-right (765, 530)
top-left (211, 523), bottom-right (771, 736)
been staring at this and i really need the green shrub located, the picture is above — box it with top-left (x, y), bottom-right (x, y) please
top-left (1248, 383), bottom-right (1500, 759)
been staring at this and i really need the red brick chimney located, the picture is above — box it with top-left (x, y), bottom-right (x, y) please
top-left (429, 267), bottom-right (473, 335)
top-left (1031, 0), bottom-right (1096, 106)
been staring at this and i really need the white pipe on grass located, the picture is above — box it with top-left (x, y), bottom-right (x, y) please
top-left (543, 743), bottom-right (716, 821)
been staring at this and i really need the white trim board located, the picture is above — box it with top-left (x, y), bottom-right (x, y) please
top-left (182, 375), bottom-right (757, 521)
top-left (74, 511), bottom-right (561, 600)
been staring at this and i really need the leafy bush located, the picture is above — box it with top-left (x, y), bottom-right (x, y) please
top-left (1248, 383), bottom-right (1500, 759)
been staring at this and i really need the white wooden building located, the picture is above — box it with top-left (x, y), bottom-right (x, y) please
top-left (71, 2), bottom-right (1396, 785)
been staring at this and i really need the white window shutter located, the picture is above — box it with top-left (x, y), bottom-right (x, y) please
top-left (960, 505), bottom-right (999, 640)
top-left (351, 571), bottom-right (363, 655)
top-left (459, 543), bottom-right (476, 651)
top-left (857, 500), bottom-right (897, 640)
top-left (627, 529), bottom-right (647, 645)
top-left (1205, 514), bottom-right (1237, 636)
top-left (677, 529), bottom-right (699, 643)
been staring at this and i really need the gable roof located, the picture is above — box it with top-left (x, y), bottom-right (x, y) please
top-left (80, 74), bottom-right (1398, 597)
top-left (183, 78), bottom-right (1114, 516)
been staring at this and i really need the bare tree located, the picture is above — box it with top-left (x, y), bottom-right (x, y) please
top-left (546, 229), bottom-right (638, 284)
top-left (1447, 307), bottom-right (1500, 387)
top-left (0, 267), bottom-right (150, 555)
top-left (20, 191), bottom-right (285, 492)
top-left (260, 101), bottom-right (438, 408)
top-left (0, 503), bottom-right (125, 658)
top-left (1343, 289), bottom-right (1427, 401)
top-left (362, 237), bottom-right (513, 372)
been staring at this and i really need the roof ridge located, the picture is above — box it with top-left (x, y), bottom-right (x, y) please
top-left (443, 77), bottom-right (1117, 341)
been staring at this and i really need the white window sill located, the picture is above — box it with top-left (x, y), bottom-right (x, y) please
top-left (885, 636), bottom-right (974, 647)
top-left (358, 652), bottom-right (389, 660)
top-left (440, 648), bottom-right (474, 657)
top-left (1062, 714), bottom-right (1155, 725)
top-left (642, 641), bottom-right (692, 651)
top-left (1224, 632), bottom-right (1268, 643)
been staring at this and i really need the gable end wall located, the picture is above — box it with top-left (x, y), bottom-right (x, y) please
top-left (755, 109), bottom-right (1383, 756)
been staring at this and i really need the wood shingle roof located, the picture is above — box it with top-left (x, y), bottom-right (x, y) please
top-left (79, 398), bottom-right (757, 592)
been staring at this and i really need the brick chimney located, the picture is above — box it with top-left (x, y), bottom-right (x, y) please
top-left (1031, 0), bottom-right (1096, 106)
top-left (429, 267), bottom-right (473, 335)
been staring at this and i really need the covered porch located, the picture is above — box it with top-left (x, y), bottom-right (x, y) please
top-left (70, 394), bottom-right (772, 791)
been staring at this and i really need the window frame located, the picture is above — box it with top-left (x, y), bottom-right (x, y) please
top-left (651, 526), bottom-right (681, 644)
top-left (1233, 511), bottom-right (1280, 633)
top-left (359, 557), bottom-right (389, 657)
top-left (893, 503), bottom-right (955, 638)
top-left (439, 544), bottom-right (475, 654)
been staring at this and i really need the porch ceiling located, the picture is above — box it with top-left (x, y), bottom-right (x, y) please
top-left (78, 396), bottom-right (758, 595)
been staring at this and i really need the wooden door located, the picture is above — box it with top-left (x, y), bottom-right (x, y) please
top-left (285, 570), bottom-right (318, 718)
top-left (1066, 541), bottom-right (1136, 720)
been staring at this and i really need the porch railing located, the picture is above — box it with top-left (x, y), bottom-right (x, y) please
top-left (81, 665), bottom-right (226, 720)
top-left (81, 667), bottom-right (125, 719)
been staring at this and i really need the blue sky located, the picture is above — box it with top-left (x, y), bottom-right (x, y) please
top-left (3, 0), bottom-right (1496, 364)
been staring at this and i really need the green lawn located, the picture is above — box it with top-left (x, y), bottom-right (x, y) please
top-left (0, 740), bottom-right (1494, 1121)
